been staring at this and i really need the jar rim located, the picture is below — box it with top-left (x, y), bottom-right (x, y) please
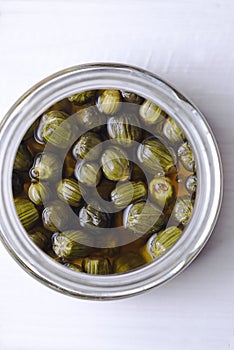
top-left (0, 63), bottom-right (223, 299)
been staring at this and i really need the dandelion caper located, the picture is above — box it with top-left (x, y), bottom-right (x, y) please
top-left (96, 90), bottom-right (121, 115)
top-left (185, 174), bottom-right (197, 194)
top-left (42, 200), bottom-right (72, 232)
top-left (173, 196), bottom-right (194, 224)
top-left (52, 230), bottom-right (92, 259)
top-left (141, 226), bottom-right (183, 261)
top-left (79, 202), bottom-right (111, 231)
top-left (29, 228), bottom-right (51, 251)
top-left (14, 198), bottom-right (39, 230)
top-left (125, 201), bottom-right (165, 235)
top-left (113, 253), bottom-right (146, 273)
top-left (68, 91), bottom-right (96, 105)
top-left (101, 146), bottom-right (130, 181)
top-left (149, 176), bottom-right (174, 207)
top-left (75, 105), bottom-right (106, 132)
top-left (72, 132), bottom-right (102, 161)
top-left (163, 116), bottom-right (185, 143)
top-left (121, 90), bottom-right (144, 104)
top-left (137, 137), bottom-right (175, 176)
top-left (139, 100), bottom-right (167, 125)
top-left (107, 113), bottom-right (142, 147)
top-left (36, 110), bottom-right (73, 149)
top-left (14, 144), bottom-right (32, 171)
top-left (83, 257), bottom-right (112, 274)
top-left (57, 178), bottom-right (83, 207)
top-left (30, 152), bottom-right (61, 181)
top-left (74, 161), bottom-right (101, 187)
top-left (178, 142), bottom-right (195, 171)
top-left (111, 181), bottom-right (147, 209)
top-left (28, 181), bottom-right (51, 205)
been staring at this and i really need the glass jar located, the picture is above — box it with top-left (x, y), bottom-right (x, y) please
top-left (0, 63), bottom-right (223, 299)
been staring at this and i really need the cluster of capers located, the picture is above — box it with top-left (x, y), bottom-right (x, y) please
top-left (12, 89), bottom-right (197, 275)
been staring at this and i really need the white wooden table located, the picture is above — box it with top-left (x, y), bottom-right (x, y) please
top-left (0, 1), bottom-right (234, 349)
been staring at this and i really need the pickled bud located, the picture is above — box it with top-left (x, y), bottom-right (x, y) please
top-left (29, 228), bottom-right (51, 251)
top-left (36, 111), bottom-right (73, 149)
top-left (111, 181), bottom-right (147, 209)
top-left (142, 226), bottom-right (183, 261)
top-left (96, 90), bottom-right (121, 115)
top-left (113, 252), bottom-right (145, 273)
top-left (68, 91), bottom-right (96, 106)
top-left (14, 144), bottom-right (32, 171)
top-left (185, 174), bottom-right (197, 194)
top-left (178, 142), bottom-right (195, 171)
top-left (139, 100), bottom-right (167, 125)
top-left (57, 178), bottom-right (83, 207)
top-left (75, 105), bottom-right (106, 132)
top-left (72, 132), bottom-right (102, 161)
top-left (83, 257), bottom-right (111, 275)
top-left (30, 152), bottom-right (61, 181)
top-left (101, 146), bottom-right (130, 182)
top-left (42, 200), bottom-right (72, 232)
top-left (64, 263), bottom-right (83, 272)
top-left (14, 198), bottom-right (39, 230)
top-left (163, 116), bottom-right (185, 143)
top-left (107, 113), bottom-right (142, 147)
top-left (125, 201), bottom-right (165, 235)
top-left (28, 181), bottom-right (51, 205)
top-left (149, 176), bottom-right (174, 207)
top-left (121, 90), bottom-right (144, 104)
top-left (137, 138), bottom-right (175, 176)
top-left (173, 196), bottom-right (194, 224)
top-left (12, 172), bottom-right (23, 195)
top-left (79, 202), bottom-right (111, 230)
top-left (52, 230), bottom-right (92, 259)
top-left (75, 161), bottom-right (101, 187)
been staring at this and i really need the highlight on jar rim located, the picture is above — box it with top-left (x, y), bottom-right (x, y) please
top-left (0, 63), bottom-right (223, 299)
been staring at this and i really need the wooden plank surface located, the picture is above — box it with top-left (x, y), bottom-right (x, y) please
top-left (0, 1), bottom-right (234, 349)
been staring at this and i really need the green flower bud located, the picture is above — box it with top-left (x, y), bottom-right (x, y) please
top-left (14, 198), bottom-right (39, 230)
top-left (139, 100), bottom-right (167, 125)
top-left (30, 152), bottom-right (61, 181)
top-left (121, 91), bottom-right (144, 104)
top-left (178, 142), bottom-right (195, 171)
top-left (42, 200), bottom-right (72, 232)
top-left (142, 226), bottom-right (183, 260)
top-left (28, 227), bottom-right (51, 251)
top-left (57, 178), bottom-right (84, 207)
top-left (75, 161), bottom-right (101, 187)
top-left (149, 176), bottom-right (174, 207)
top-left (28, 181), bottom-right (51, 205)
top-left (107, 113), bottom-right (142, 147)
top-left (111, 181), bottom-right (147, 209)
top-left (79, 202), bottom-right (111, 231)
top-left (101, 146), bottom-right (130, 182)
top-left (75, 105), bottom-right (106, 132)
top-left (68, 91), bottom-right (96, 105)
top-left (14, 144), bottom-right (32, 171)
top-left (173, 196), bottom-right (194, 224)
top-left (12, 172), bottom-right (23, 195)
top-left (96, 90), bottom-right (121, 115)
top-left (72, 132), bottom-right (102, 161)
top-left (163, 116), bottom-right (185, 143)
top-left (185, 174), bottom-right (197, 194)
top-left (83, 257), bottom-right (112, 274)
top-left (52, 230), bottom-right (92, 259)
top-left (137, 138), bottom-right (175, 176)
top-left (125, 201), bottom-right (165, 235)
top-left (36, 111), bottom-right (73, 149)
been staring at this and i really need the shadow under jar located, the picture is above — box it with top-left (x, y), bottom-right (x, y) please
top-left (0, 63), bottom-right (222, 300)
